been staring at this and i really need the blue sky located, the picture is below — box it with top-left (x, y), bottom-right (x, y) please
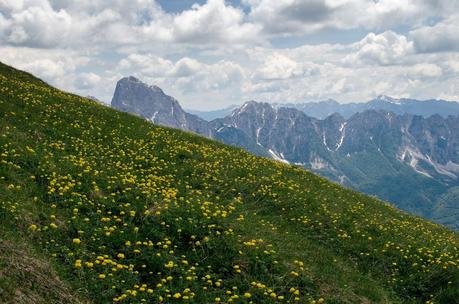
top-left (0, 0), bottom-right (458, 110)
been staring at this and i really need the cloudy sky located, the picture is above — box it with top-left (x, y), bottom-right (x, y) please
top-left (1, 0), bottom-right (458, 110)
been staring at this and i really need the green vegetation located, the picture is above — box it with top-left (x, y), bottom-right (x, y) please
top-left (433, 187), bottom-right (459, 231)
top-left (0, 61), bottom-right (458, 303)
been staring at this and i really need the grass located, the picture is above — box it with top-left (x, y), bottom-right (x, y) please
top-left (0, 61), bottom-right (458, 303)
top-left (0, 233), bottom-right (89, 304)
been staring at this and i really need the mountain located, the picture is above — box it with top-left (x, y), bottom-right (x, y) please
top-left (2, 61), bottom-right (458, 304)
top-left (278, 95), bottom-right (459, 119)
top-left (112, 76), bottom-right (212, 136)
top-left (217, 102), bottom-right (459, 229)
top-left (193, 96), bottom-right (459, 121)
top-left (108, 78), bottom-right (459, 230)
top-left (187, 105), bottom-right (238, 121)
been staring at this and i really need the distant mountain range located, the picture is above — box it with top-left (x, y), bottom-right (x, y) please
top-left (187, 105), bottom-right (238, 121)
top-left (190, 96), bottom-right (459, 120)
top-left (111, 76), bottom-right (459, 230)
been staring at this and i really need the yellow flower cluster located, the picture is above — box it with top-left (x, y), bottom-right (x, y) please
top-left (1, 66), bottom-right (458, 303)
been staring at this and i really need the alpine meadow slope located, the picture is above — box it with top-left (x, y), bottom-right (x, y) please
top-left (0, 62), bottom-right (458, 303)
top-left (110, 77), bottom-right (459, 231)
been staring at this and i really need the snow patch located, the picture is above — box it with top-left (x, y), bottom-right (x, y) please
top-left (397, 146), bottom-right (459, 179)
top-left (256, 127), bottom-right (262, 146)
top-left (311, 157), bottom-right (328, 170)
top-left (398, 146), bottom-right (432, 178)
top-left (425, 155), bottom-right (458, 179)
top-left (236, 103), bottom-right (249, 115)
top-left (269, 149), bottom-right (290, 164)
top-left (322, 132), bottom-right (332, 151)
top-left (378, 95), bottom-right (401, 104)
top-left (150, 111), bottom-right (159, 123)
top-left (335, 122), bottom-right (347, 151)
top-left (400, 144), bottom-right (459, 179)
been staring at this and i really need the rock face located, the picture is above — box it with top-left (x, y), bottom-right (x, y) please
top-left (219, 101), bottom-right (459, 184)
top-left (110, 77), bottom-right (459, 230)
top-left (111, 76), bottom-right (211, 136)
top-left (219, 102), bottom-right (459, 229)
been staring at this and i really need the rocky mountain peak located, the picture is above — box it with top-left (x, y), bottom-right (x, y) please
top-left (125, 75), bottom-right (140, 82)
top-left (323, 112), bottom-right (345, 123)
top-left (234, 100), bottom-right (273, 115)
top-left (373, 95), bottom-right (402, 105)
top-left (109, 80), bottom-right (459, 230)
top-left (111, 77), bottom-right (211, 136)
top-left (118, 76), bottom-right (164, 93)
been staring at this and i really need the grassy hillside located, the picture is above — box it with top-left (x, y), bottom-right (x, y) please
top-left (0, 61), bottom-right (458, 304)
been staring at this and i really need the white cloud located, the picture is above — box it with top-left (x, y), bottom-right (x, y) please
top-left (243, 0), bottom-right (458, 35)
top-left (0, 0), bottom-right (458, 109)
top-left (408, 63), bottom-right (442, 78)
top-left (0, 0), bottom-right (261, 48)
top-left (0, 46), bottom-right (88, 79)
top-left (243, 0), bottom-right (335, 34)
top-left (253, 53), bottom-right (319, 80)
top-left (448, 56), bottom-right (459, 73)
top-left (344, 31), bottom-right (414, 66)
top-left (1, 1), bottom-right (72, 47)
top-left (115, 53), bottom-right (246, 108)
top-left (118, 53), bottom-right (174, 77)
top-left (75, 72), bottom-right (101, 90)
top-left (171, 58), bottom-right (203, 78)
top-left (410, 14), bottom-right (459, 53)
top-left (170, 0), bottom-right (261, 44)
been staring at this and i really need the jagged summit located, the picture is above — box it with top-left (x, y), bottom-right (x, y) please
top-left (275, 96), bottom-right (459, 119)
top-left (234, 100), bottom-right (273, 114)
top-left (108, 79), bottom-right (459, 230)
top-left (111, 76), bottom-right (211, 136)
top-left (373, 95), bottom-right (402, 104)
top-left (2, 61), bottom-right (458, 303)
top-left (118, 76), bottom-right (164, 93)
top-left (125, 75), bottom-right (141, 82)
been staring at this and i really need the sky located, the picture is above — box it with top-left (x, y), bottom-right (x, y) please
top-left (0, 0), bottom-right (458, 110)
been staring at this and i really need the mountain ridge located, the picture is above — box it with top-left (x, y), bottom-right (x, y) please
top-left (188, 95), bottom-right (459, 120)
top-left (273, 95), bottom-right (459, 119)
top-left (110, 76), bottom-right (459, 230)
top-left (2, 60), bottom-right (459, 303)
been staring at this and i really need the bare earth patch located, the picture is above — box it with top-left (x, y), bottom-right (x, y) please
top-left (0, 238), bottom-right (90, 304)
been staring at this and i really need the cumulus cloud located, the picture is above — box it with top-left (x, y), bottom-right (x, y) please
top-left (408, 63), bottom-right (442, 78)
top-left (0, 46), bottom-right (89, 79)
top-left (0, 0), bottom-right (458, 108)
top-left (243, 0), bottom-right (336, 34)
top-left (1, 1), bottom-right (72, 47)
top-left (243, 0), bottom-right (458, 35)
top-left (118, 53), bottom-right (174, 77)
top-left (115, 53), bottom-right (246, 108)
top-left (344, 31), bottom-right (414, 66)
top-left (170, 0), bottom-right (260, 44)
top-left (254, 53), bottom-right (319, 80)
top-left (0, 0), bottom-right (261, 48)
top-left (0, 46), bottom-right (110, 100)
top-left (410, 14), bottom-right (459, 53)
top-left (75, 72), bottom-right (101, 90)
